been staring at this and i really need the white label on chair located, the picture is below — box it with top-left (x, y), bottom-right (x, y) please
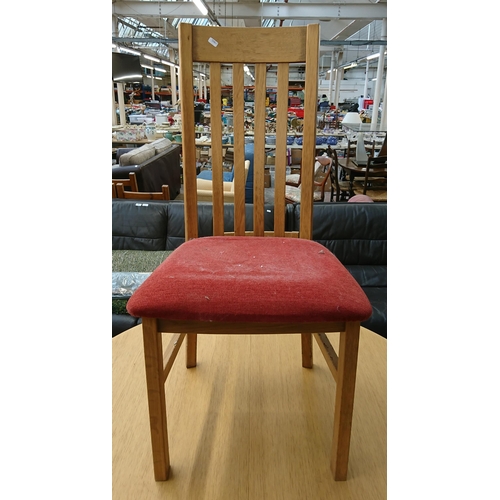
top-left (208, 37), bottom-right (218, 47)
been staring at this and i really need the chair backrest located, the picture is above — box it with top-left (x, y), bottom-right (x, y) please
top-left (377, 135), bottom-right (387, 157)
top-left (115, 183), bottom-right (170, 200)
top-left (313, 156), bottom-right (332, 201)
top-left (179, 23), bottom-right (319, 239)
top-left (112, 172), bottom-right (139, 192)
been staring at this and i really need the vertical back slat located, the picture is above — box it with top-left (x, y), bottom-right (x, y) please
top-left (233, 63), bottom-right (246, 235)
top-left (179, 23), bottom-right (198, 240)
top-left (274, 63), bottom-right (289, 237)
top-left (209, 63), bottom-right (224, 235)
top-left (253, 63), bottom-right (267, 236)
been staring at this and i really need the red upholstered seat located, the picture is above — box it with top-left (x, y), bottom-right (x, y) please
top-left (126, 236), bottom-right (372, 324)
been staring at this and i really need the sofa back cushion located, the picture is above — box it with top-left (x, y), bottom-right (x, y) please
top-left (112, 200), bottom-right (169, 250)
top-left (293, 202), bottom-right (387, 266)
top-left (119, 144), bottom-right (156, 166)
top-left (164, 202), bottom-right (280, 250)
top-left (149, 137), bottom-right (172, 154)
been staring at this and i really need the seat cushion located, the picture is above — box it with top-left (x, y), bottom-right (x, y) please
top-left (285, 185), bottom-right (323, 203)
top-left (127, 236), bottom-right (372, 323)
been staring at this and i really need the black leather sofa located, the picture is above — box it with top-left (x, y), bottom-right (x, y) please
top-left (112, 143), bottom-right (182, 198)
top-left (112, 200), bottom-right (387, 338)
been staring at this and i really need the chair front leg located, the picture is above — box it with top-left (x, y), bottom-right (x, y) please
top-left (331, 321), bottom-right (360, 480)
top-left (142, 317), bottom-right (170, 480)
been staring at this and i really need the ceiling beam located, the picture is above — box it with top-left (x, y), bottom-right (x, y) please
top-left (112, 1), bottom-right (387, 21)
top-left (113, 36), bottom-right (386, 46)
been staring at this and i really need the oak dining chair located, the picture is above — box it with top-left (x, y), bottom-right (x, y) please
top-left (126, 22), bottom-right (372, 483)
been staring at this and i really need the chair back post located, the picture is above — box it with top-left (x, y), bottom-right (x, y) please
top-left (179, 23), bottom-right (199, 240)
top-left (299, 24), bottom-right (320, 240)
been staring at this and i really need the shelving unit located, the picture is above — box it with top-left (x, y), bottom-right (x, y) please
top-left (114, 84), bottom-right (174, 103)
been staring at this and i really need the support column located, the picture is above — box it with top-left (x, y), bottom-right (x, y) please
top-left (371, 18), bottom-right (387, 130)
top-left (112, 81), bottom-right (117, 126)
top-left (328, 51), bottom-right (334, 104)
top-left (380, 74), bottom-right (387, 131)
top-left (151, 68), bottom-right (155, 100)
top-left (363, 60), bottom-right (369, 99)
top-left (333, 51), bottom-right (343, 109)
top-left (171, 65), bottom-right (177, 105)
top-left (117, 82), bottom-right (126, 126)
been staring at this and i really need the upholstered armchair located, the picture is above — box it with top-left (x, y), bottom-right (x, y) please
top-left (196, 160), bottom-right (250, 202)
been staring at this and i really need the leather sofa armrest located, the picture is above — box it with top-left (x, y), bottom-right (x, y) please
top-left (112, 164), bottom-right (141, 177)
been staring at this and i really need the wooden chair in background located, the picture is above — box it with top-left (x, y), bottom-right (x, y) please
top-left (352, 155), bottom-right (387, 201)
top-left (285, 156), bottom-right (332, 203)
top-left (114, 183), bottom-right (170, 200)
top-left (112, 172), bottom-right (139, 192)
top-left (326, 147), bottom-right (352, 202)
top-left (126, 23), bottom-right (372, 483)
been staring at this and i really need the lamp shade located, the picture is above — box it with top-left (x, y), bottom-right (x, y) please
top-left (341, 112), bottom-right (362, 125)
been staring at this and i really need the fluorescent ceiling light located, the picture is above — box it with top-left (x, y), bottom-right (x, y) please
top-left (193, 0), bottom-right (208, 16)
top-left (119, 47), bottom-right (141, 56)
top-left (143, 54), bottom-right (161, 63)
top-left (161, 60), bottom-right (179, 69)
top-left (114, 74), bottom-right (142, 81)
top-left (155, 67), bottom-right (167, 73)
top-left (366, 53), bottom-right (379, 60)
top-left (141, 64), bottom-right (154, 70)
top-left (344, 62), bottom-right (357, 70)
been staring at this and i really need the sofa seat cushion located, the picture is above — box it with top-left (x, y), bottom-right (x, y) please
top-left (360, 287), bottom-right (387, 338)
top-left (119, 144), bottom-right (156, 166)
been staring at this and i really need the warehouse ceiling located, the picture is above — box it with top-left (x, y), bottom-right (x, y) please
top-left (112, 0), bottom-right (387, 68)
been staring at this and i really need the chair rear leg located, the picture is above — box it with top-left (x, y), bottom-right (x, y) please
top-left (186, 333), bottom-right (197, 368)
top-left (331, 322), bottom-right (360, 480)
top-left (142, 317), bottom-right (170, 480)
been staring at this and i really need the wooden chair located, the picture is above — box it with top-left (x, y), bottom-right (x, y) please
top-left (352, 155), bottom-right (387, 202)
top-left (112, 172), bottom-right (139, 192)
top-left (126, 23), bottom-right (372, 482)
top-left (326, 147), bottom-right (352, 202)
top-left (340, 150), bottom-right (387, 201)
top-left (285, 156), bottom-right (332, 203)
top-left (115, 183), bottom-right (170, 200)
